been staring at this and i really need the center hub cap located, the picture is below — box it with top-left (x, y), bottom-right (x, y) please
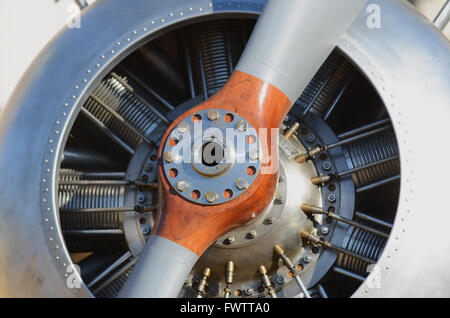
top-left (162, 109), bottom-right (262, 205)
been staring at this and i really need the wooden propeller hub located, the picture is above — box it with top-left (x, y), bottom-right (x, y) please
top-left (154, 71), bottom-right (291, 256)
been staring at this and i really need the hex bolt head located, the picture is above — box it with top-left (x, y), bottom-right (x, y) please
top-left (236, 178), bottom-right (249, 190)
top-left (164, 151), bottom-right (174, 163)
top-left (224, 236), bottom-right (235, 245)
top-left (206, 191), bottom-right (219, 203)
top-left (276, 276), bottom-right (285, 285)
top-left (322, 161), bottom-right (331, 171)
top-left (274, 196), bottom-right (283, 205)
top-left (244, 288), bottom-right (254, 296)
top-left (303, 255), bottom-right (312, 263)
top-left (247, 230), bottom-right (257, 239)
top-left (265, 216), bottom-right (275, 225)
top-left (249, 149), bottom-right (259, 161)
top-left (177, 121), bottom-right (190, 134)
top-left (137, 193), bottom-right (145, 203)
top-left (176, 181), bottom-right (189, 192)
top-left (321, 225), bottom-right (330, 235)
top-left (328, 193), bottom-right (336, 203)
top-left (144, 164), bottom-right (153, 172)
top-left (236, 120), bottom-right (248, 132)
top-left (307, 134), bottom-right (316, 143)
top-left (142, 226), bottom-right (150, 235)
top-left (207, 110), bottom-right (220, 121)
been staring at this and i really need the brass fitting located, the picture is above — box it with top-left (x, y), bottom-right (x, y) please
top-left (224, 261), bottom-right (234, 298)
top-left (301, 203), bottom-right (325, 215)
top-left (274, 244), bottom-right (296, 271)
top-left (258, 265), bottom-right (277, 298)
top-left (295, 146), bottom-right (322, 164)
top-left (284, 122), bottom-right (300, 139)
top-left (311, 174), bottom-right (332, 185)
top-left (196, 267), bottom-right (211, 298)
top-left (273, 245), bottom-right (285, 257)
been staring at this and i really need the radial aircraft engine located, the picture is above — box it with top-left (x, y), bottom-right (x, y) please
top-left (0, 0), bottom-right (450, 298)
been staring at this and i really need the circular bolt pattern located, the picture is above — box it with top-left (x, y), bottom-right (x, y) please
top-left (163, 109), bottom-right (262, 205)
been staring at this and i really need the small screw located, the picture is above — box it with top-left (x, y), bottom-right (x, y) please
top-left (274, 196), bottom-right (283, 205)
top-left (321, 226), bottom-right (330, 235)
top-left (206, 191), bottom-right (219, 203)
top-left (177, 121), bottom-right (190, 134)
top-left (207, 110), bottom-right (220, 121)
top-left (303, 255), bottom-right (312, 263)
top-left (137, 193), bottom-right (145, 203)
top-left (276, 276), bottom-right (285, 285)
top-left (145, 164), bottom-right (153, 172)
top-left (307, 134), bottom-right (316, 143)
top-left (322, 162), bottom-right (331, 171)
top-left (142, 226), bottom-right (150, 235)
top-left (236, 120), bottom-right (248, 132)
top-left (244, 288), bottom-right (254, 296)
top-left (224, 236), bottom-right (235, 245)
top-left (236, 178), bottom-right (249, 190)
top-left (328, 193), bottom-right (336, 203)
top-left (265, 216), bottom-right (275, 225)
top-left (247, 230), bottom-right (257, 239)
top-left (176, 181), bottom-right (189, 192)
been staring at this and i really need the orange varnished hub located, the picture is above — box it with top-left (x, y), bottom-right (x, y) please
top-left (154, 71), bottom-right (291, 256)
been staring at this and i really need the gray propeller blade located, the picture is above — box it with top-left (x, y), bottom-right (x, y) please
top-left (237, 0), bottom-right (367, 103)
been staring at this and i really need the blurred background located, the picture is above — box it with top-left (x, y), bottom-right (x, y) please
top-left (1, 0), bottom-right (449, 113)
